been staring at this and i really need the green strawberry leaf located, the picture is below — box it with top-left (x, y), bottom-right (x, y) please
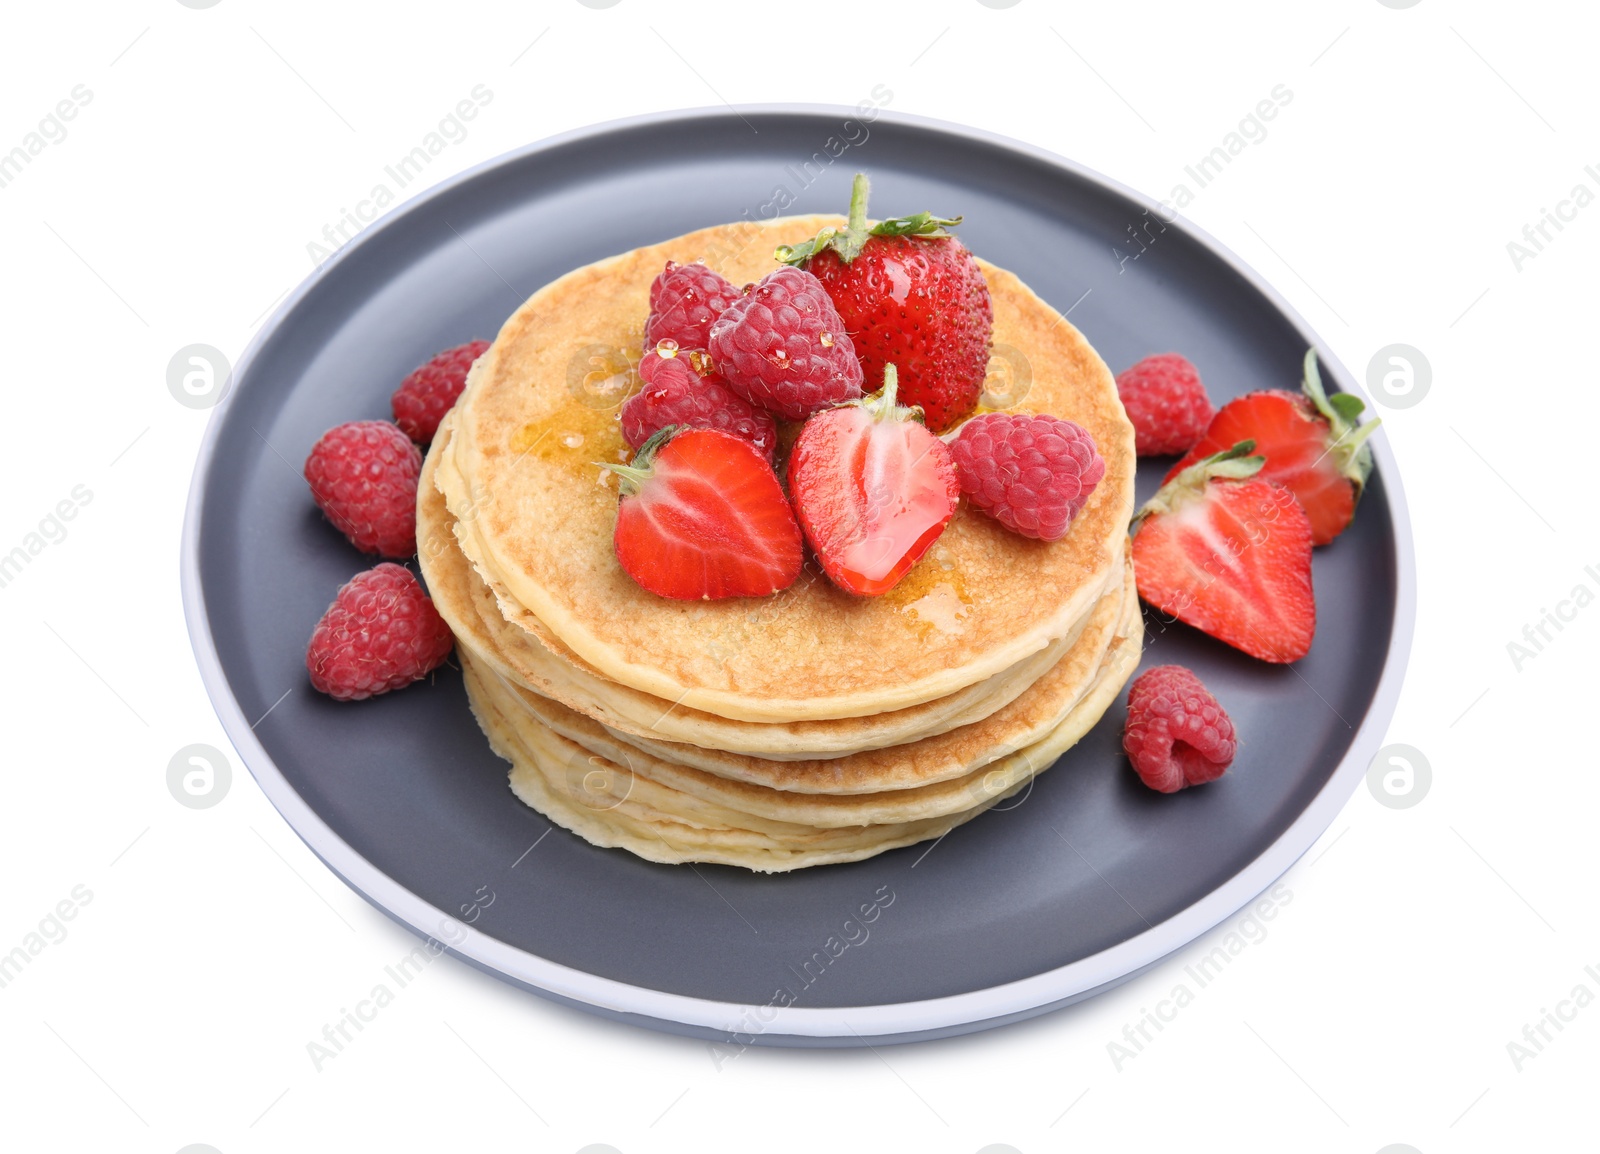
top-left (775, 173), bottom-right (962, 267)
top-left (1299, 348), bottom-right (1380, 497)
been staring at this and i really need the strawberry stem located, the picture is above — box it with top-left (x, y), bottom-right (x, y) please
top-left (596, 424), bottom-right (677, 495)
top-left (1132, 440), bottom-right (1265, 527)
top-left (774, 172), bottom-right (964, 267)
top-left (1300, 348), bottom-right (1379, 495)
top-left (847, 172), bottom-right (870, 235)
top-left (853, 363), bottom-right (926, 425)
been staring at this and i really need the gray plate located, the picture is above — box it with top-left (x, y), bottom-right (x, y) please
top-left (181, 107), bottom-right (1414, 1046)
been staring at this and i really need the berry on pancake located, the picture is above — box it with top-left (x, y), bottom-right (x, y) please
top-left (788, 365), bottom-right (960, 597)
top-left (600, 426), bottom-right (803, 600)
top-left (949, 412), bottom-right (1105, 541)
top-left (707, 265), bottom-right (864, 421)
top-left (645, 261), bottom-right (742, 351)
top-left (779, 173), bottom-right (992, 433)
top-left (621, 341), bottom-right (778, 459)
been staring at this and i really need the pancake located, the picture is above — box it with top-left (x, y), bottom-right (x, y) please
top-left (419, 417), bottom-right (1107, 758)
top-left (473, 564), bottom-right (1139, 825)
top-left (441, 214), bottom-right (1136, 723)
top-left (460, 589), bottom-right (1141, 869)
top-left (534, 558), bottom-right (1133, 797)
top-left (464, 655), bottom-right (983, 871)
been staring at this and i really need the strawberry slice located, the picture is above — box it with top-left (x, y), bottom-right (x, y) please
top-left (1132, 441), bottom-right (1316, 664)
top-left (788, 365), bottom-right (960, 596)
top-left (600, 426), bottom-right (803, 600)
top-left (1166, 349), bottom-right (1379, 545)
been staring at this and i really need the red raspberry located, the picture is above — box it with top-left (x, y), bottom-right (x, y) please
top-left (622, 345), bottom-right (778, 458)
top-left (948, 413), bottom-right (1105, 541)
top-left (306, 563), bottom-right (454, 701)
top-left (707, 266), bottom-right (864, 421)
top-left (1115, 353), bottom-right (1215, 456)
top-left (392, 340), bottom-right (490, 443)
top-left (1122, 665), bottom-right (1237, 793)
top-left (645, 261), bottom-right (741, 351)
top-left (304, 420), bottom-right (422, 558)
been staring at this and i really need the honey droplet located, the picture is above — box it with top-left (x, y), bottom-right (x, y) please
top-left (655, 338), bottom-right (680, 358)
top-left (510, 405), bottom-right (623, 469)
top-left (819, 331), bottom-right (835, 348)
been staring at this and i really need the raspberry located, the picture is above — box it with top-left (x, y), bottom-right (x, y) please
top-left (304, 420), bottom-right (422, 558)
top-left (622, 344), bottom-right (778, 458)
top-left (645, 261), bottom-right (741, 351)
top-left (1115, 353), bottom-right (1215, 456)
top-left (306, 563), bottom-right (454, 701)
top-left (392, 340), bottom-right (490, 443)
top-left (1122, 665), bottom-right (1237, 793)
top-left (707, 266), bottom-right (864, 421)
top-left (948, 413), bottom-right (1105, 540)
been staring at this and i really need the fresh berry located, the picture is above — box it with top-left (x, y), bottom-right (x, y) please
top-left (779, 173), bottom-right (992, 432)
top-left (306, 563), bottom-right (454, 701)
top-left (788, 365), bottom-right (960, 596)
top-left (949, 413), bottom-right (1105, 541)
top-left (1166, 350), bottom-right (1379, 545)
top-left (391, 340), bottom-right (490, 443)
top-left (621, 342), bottom-right (778, 458)
top-left (600, 427), bottom-right (803, 600)
top-left (645, 261), bottom-right (742, 351)
top-left (1132, 441), bottom-right (1316, 663)
top-left (707, 265), bottom-right (863, 421)
top-left (1122, 665), bottom-right (1237, 793)
top-left (304, 420), bottom-right (422, 557)
top-left (1115, 353), bottom-right (1214, 456)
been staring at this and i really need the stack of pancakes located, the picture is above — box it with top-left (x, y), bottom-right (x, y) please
top-left (417, 216), bottom-right (1140, 872)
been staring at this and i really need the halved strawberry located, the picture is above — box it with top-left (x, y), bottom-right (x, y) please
top-left (599, 426), bottom-right (803, 600)
top-left (788, 365), bottom-right (960, 596)
top-left (1166, 349), bottom-right (1379, 545)
top-left (778, 173), bottom-right (992, 433)
top-left (1132, 441), bottom-right (1315, 664)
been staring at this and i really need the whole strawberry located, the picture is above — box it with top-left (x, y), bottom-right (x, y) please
top-left (1166, 350), bottom-right (1380, 545)
top-left (708, 266), bottom-right (863, 421)
top-left (392, 340), bottom-right (490, 443)
top-left (601, 426), bottom-right (803, 601)
top-left (1122, 665), bottom-right (1237, 793)
top-left (1115, 353), bottom-right (1214, 456)
top-left (788, 365), bottom-right (960, 597)
top-left (304, 420), bottom-right (422, 557)
top-left (779, 173), bottom-right (992, 432)
top-left (621, 342), bottom-right (778, 458)
top-left (645, 261), bottom-right (742, 351)
top-left (949, 412), bottom-right (1105, 541)
top-left (306, 563), bottom-right (454, 700)
top-left (1132, 441), bottom-right (1316, 664)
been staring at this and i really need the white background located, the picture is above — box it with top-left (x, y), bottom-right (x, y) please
top-left (1, 1), bottom-right (1594, 1151)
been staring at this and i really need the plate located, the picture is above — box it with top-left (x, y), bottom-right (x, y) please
top-left (182, 107), bottom-right (1413, 1046)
